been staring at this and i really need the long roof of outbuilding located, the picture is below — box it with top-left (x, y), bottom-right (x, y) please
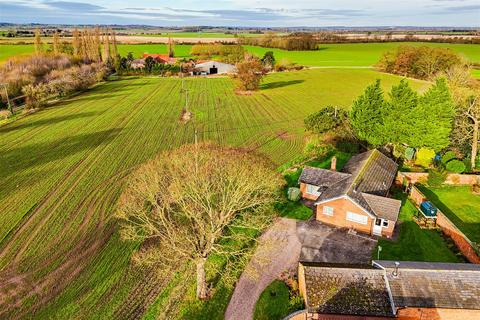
top-left (302, 261), bottom-right (480, 317)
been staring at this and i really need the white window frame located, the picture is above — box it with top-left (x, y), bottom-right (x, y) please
top-left (346, 211), bottom-right (368, 225)
top-left (382, 219), bottom-right (389, 228)
top-left (323, 206), bottom-right (334, 216)
top-left (305, 184), bottom-right (321, 196)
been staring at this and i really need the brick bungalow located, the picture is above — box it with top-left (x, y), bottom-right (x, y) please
top-left (295, 260), bottom-right (480, 320)
top-left (299, 149), bottom-right (401, 238)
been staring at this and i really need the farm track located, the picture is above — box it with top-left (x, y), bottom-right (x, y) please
top-left (0, 69), bottom-right (429, 319)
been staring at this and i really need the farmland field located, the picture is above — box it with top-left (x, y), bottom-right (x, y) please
top-left (0, 69), bottom-right (428, 318)
top-left (1, 42), bottom-right (479, 66)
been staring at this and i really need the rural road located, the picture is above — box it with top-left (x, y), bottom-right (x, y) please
top-left (224, 218), bottom-right (302, 320)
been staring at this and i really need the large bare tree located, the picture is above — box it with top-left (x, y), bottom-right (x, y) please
top-left (116, 143), bottom-right (282, 299)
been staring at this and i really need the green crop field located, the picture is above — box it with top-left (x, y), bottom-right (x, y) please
top-left (1, 42), bottom-right (479, 66)
top-left (0, 69), bottom-right (428, 318)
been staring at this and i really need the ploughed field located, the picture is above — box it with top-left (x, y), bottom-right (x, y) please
top-left (0, 69), bottom-right (427, 318)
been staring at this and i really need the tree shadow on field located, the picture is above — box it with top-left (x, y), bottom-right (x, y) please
top-left (0, 112), bottom-right (97, 134)
top-left (260, 80), bottom-right (304, 90)
top-left (0, 128), bottom-right (122, 179)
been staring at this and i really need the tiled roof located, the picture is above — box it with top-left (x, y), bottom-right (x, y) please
top-left (373, 260), bottom-right (480, 310)
top-left (299, 167), bottom-right (351, 187)
top-left (302, 261), bottom-right (480, 318)
top-left (303, 265), bottom-right (394, 317)
top-left (304, 149), bottom-right (400, 221)
top-left (362, 193), bottom-right (401, 221)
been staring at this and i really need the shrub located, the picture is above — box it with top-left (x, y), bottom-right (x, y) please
top-left (442, 151), bottom-right (457, 164)
top-left (415, 148), bottom-right (435, 167)
top-left (22, 83), bottom-right (49, 109)
top-left (0, 109), bottom-right (12, 120)
top-left (446, 159), bottom-right (466, 173)
top-left (427, 167), bottom-right (447, 187)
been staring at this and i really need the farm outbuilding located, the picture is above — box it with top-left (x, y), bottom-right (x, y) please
top-left (193, 61), bottom-right (236, 75)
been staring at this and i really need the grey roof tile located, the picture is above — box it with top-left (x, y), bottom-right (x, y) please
top-left (373, 260), bottom-right (480, 310)
top-left (303, 265), bottom-right (394, 316)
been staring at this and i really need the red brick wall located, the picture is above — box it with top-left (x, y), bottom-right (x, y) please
top-left (399, 172), bottom-right (480, 186)
top-left (436, 211), bottom-right (480, 264)
top-left (316, 198), bottom-right (374, 235)
top-left (300, 182), bottom-right (319, 201)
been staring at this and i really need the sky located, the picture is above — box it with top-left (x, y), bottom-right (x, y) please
top-left (0, 0), bottom-right (479, 27)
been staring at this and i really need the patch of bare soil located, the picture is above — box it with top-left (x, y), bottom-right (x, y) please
top-left (179, 108), bottom-right (193, 123)
top-left (234, 89), bottom-right (254, 96)
top-left (277, 131), bottom-right (291, 140)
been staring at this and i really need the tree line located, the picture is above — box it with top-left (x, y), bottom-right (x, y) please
top-left (237, 33), bottom-right (318, 51)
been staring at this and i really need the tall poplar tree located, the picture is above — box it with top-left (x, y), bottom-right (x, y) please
top-left (52, 30), bottom-right (60, 55)
top-left (72, 28), bottom-right (81, 58)
top-left (34, 28), bottom-right (43, 54)
top-left (102, 29), bottom-right (110, 62)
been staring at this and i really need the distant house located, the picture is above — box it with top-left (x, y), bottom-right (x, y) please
top-left (130, 59), bottom-right (145, 69)
top-left (142, 53), bottom-right (177, 64)
top-left (298, 149), bottom-right (401, 238)
top-left (193, 61), bottom-right (236, 75)
top-left (297, 260), bottom-right (480, 320)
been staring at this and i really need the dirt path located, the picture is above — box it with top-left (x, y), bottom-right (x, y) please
top-left (225, 218), bottom-right (301, 320)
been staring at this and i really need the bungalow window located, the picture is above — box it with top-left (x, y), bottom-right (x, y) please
top-left (382, 220), bottom-right (389, 228)
top-left (323, 206), bottom-right (334, 216)
top-left (306, 184), bottom-right (321, 196)
top-left (346, 211), bottom-right (368, 225)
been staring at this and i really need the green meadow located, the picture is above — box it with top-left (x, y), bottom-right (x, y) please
top-left (0, 69), bottom-right (428, 318)
top-left (1, 42), bottom-right (479, 67)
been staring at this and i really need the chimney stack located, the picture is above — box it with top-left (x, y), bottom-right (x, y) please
top-left (330, 156), bottom-right (337, 171)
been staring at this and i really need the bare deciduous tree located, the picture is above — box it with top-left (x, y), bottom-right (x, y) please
top-left (116, 143), bottom-right (283, 300)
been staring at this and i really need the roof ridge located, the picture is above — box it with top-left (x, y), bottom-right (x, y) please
top-left (347, 149), bottom-right (378, 194)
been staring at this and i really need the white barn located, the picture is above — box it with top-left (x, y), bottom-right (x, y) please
top-left (193, 61), bottom-right (236, 75)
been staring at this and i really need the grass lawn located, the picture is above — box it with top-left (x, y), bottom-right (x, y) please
top-left (0, 69), bottom-right (427, 318)
top-left (417, 185), bottom-right (480, 243)
top-left (253, 280), bottom-right (294, 320)
top-left (375, 192), bottom-right (462, 262)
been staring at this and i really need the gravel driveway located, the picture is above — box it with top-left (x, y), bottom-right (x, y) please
top-left (224, 218), bottom-right (301, 320)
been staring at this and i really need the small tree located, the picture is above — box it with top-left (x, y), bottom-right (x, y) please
top-left (304, 106), bottom-right (347, 134)
top-left (144, 56), bottom-right (155, 73)
top-left (34, 28), bottom-right (43, 54)
top-left (167, 37), bottom-right (175, 58)
top-left (116, 143), bottom-right (282, 300)
top-left (235, 56), bottom-right (265, 91)
top-left (261, 51), bottom-right (275, 69)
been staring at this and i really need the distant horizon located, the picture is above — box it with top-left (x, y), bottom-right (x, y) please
top-left (0, 22), bottom-right (478, 30)
top-left (1, 0), bottom-right (479, 27)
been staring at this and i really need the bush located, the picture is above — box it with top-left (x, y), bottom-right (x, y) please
top-left (446, 159), bottom-right (466, 173)
top-left (442, 151), bottom-right (457, 164)
top-left (234, 57), bottom-right (265, 91)
top-left (415, 148), bottom-right (436, 168)
top-left (0, 109), bottom-right (12, 120)
top-left (428, 167), bottom-right (447, 187)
